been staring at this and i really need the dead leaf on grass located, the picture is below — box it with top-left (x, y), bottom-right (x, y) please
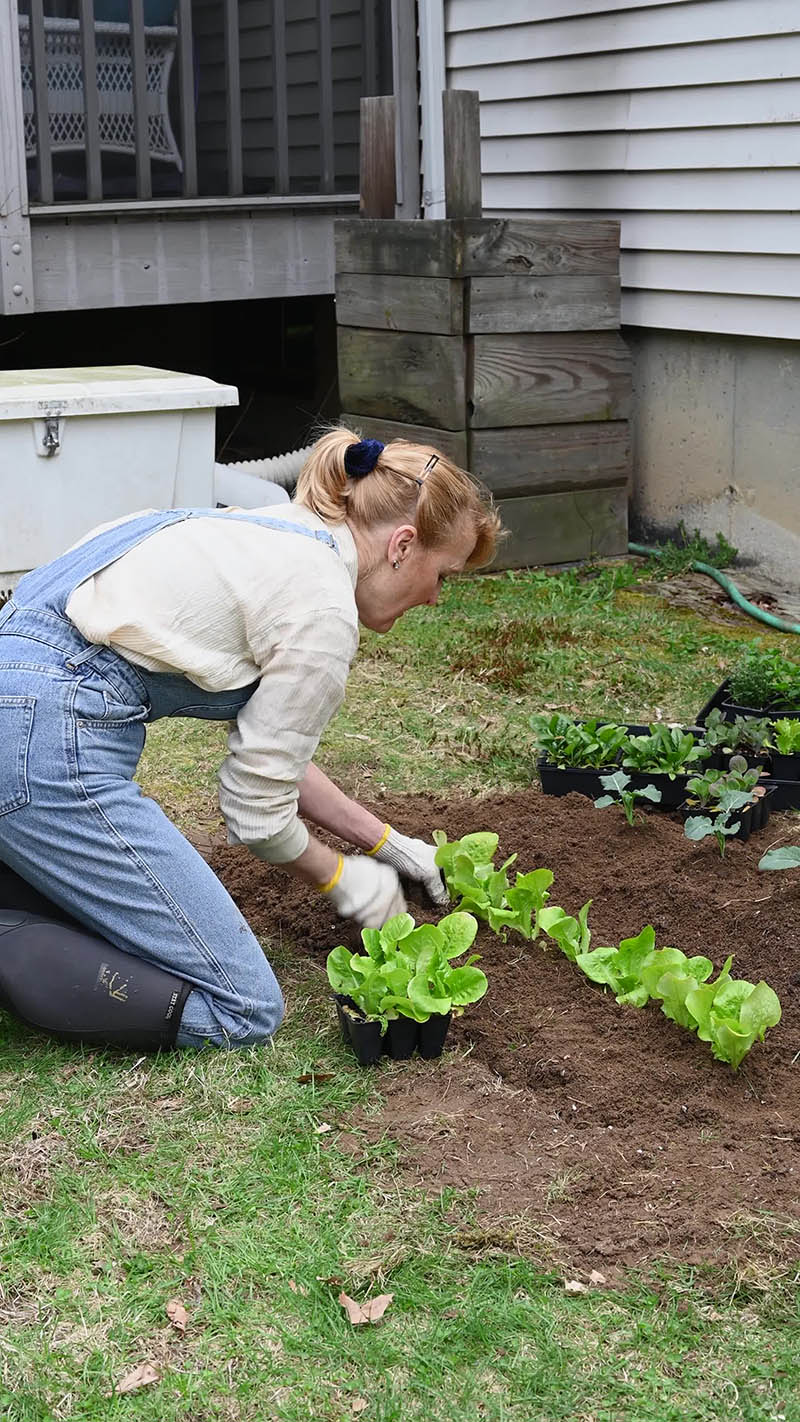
top-left (288, 1280), bottom-right (309, 1296)
top-left (338, 1291), bottom-right (393, 1326)
top-left (113, 1362), bottom-right (161, 1395)
top-left (165, 1298), bottom-right (188, 1331)
top-left (564, 1279), bottom-right (589, 1295)
top-left (313, 1121), bottom-right (333, 1134)
top-left (351, 1399), bottom-right (368, 1415)
top-left (588, 1270), bottom-right (607, 1286)
top-left (227, 1097), bottom-right (254, 1114)
top-left (296, 1072), bottom-right (335, 1085)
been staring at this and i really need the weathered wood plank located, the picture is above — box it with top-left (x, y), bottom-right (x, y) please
top-left (491, 485), bottom-right (629, 570)
top-left (470, 332), bottom-right (631, 428)
top-left (359, 95), bottom-right (396, 219)
top-left (443, 89), bottom-right (482, 220)
top-left (335, 218), bottom-right (461, 277)
top-left (0, 0), bottom-right (33, 314)
top-left (29, 209), bottom-right (341, 310)
top-left (462, 218), bottom-right (620, 276)
top-left (468, 274), bottom-right (620, 333)
top-left (337, 327), bottom-right (466, 429)
top-left (471, 422), bottom-right (630, 497)
top-left (340, 413), bottom-right (468, 466)
top-left (336, 272), bottom-right (463, 334)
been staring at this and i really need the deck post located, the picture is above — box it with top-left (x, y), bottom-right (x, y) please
top-left (0, 0), bottom-right (34, 313)
top-left (390, 0), bottom-right (419, 219)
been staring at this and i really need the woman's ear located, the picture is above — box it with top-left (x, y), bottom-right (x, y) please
top-left (387, 524), bottom-right (418, 567)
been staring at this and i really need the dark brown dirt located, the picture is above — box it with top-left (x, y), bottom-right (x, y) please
top-left (207, 790), bottom-right (800, 1271)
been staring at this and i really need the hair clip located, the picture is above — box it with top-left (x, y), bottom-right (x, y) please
top-left (344, 439), bottom-right (384, 478)
top-left (419, 454), bottom-right (439, 483)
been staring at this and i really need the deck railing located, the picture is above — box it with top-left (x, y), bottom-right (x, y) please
top-left (16, 0), bottom-right (389, 204)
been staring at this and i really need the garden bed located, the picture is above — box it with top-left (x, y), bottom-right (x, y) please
top-left (207, 789), bottom-right (800, 1272)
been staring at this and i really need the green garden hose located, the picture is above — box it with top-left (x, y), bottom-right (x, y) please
top-left (627, 541), bottom-right (800, 636)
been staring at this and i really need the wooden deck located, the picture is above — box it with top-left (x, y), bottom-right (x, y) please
top-left (1, 0), bottom-right (398, 314)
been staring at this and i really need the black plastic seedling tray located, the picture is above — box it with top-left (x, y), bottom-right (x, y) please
top-left (334, 995), bottom-right (451, 1066)
top-left (695, 678), bottom-right (800, 726)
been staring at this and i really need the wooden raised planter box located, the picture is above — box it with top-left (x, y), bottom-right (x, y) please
top-left (335, 215), bottom-right (631, 570)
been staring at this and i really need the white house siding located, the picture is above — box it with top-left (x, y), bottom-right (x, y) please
top-left (444, 0), bottom-right (800, 341)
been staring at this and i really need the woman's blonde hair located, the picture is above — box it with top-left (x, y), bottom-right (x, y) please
top-left (294, 427), bottom-right (501, 569)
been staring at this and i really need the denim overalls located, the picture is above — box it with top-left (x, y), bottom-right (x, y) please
top-left (0, 508), bottom-right (340, 1048)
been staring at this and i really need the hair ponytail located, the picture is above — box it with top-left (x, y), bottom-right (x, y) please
top-left (295, 425), bottom-right (501, 569)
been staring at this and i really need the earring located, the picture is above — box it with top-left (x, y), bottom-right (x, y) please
top-left (392, 559), bottom-right (399, 570)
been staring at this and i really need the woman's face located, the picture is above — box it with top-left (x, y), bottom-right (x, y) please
top-left (355, 521), bottom-right (477, 633)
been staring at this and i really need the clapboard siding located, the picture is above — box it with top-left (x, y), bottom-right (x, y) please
top-left (443, 0), bottom-right (800, 338)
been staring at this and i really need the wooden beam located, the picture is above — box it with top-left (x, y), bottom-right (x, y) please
top-left (470, 422), bottom-right (631, 497)
top-left (470, 332), bottom-right (632, 428)
top-left (442, 89), bottom-right (482, 220)
top-left (467, 274), bottom-right (620, 333)
top-left (176, 0), bottom-right (198, 198)
top-left (491, 486), bottom-right (629, 570)
top-left (0, 0), bottom-right (33, 313)
top-left (335, 217), bottom-right (461, 277)
top-left (341, 414), bottom-right (467, 466)
top-left (129, 0), bottom-right (152, 200)
top-left (359, 95), bottom-right (397, 218)
top-left (337, 327), bottom-right (466, 429)
top-left (336, 272), bottom-right (463, 335)
top-left (462, 218), bottom-right (621, 276)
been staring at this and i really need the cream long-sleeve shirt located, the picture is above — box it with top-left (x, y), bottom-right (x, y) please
top-left (66, 505), bottom-right (360, 863)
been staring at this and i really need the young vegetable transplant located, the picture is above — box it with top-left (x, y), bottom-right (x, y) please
top-left (429, 831), bottom-right (781, 1071)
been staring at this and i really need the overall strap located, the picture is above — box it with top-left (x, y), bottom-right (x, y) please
top-left (13, 507), bottom-right (340, 614)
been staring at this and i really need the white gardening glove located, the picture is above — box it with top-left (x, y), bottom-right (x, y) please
top-left (372, 828), bottom-right (449, 908)
top-left (320, 854), bottom-right (406, 929)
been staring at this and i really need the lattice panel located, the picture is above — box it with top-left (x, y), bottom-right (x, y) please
top-left (18, 15), bottom-right (182, 168)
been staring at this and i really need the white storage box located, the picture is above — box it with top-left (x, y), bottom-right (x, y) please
top-left (0, 364), bottom-right (238, 597)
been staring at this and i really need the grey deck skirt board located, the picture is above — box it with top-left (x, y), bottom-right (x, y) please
top-left (467, 274), bottom-right (621, 334)
top-left (337, 327), bottom-right (466, 430)
top-left (340, 415), bottom-right (468, 466)
top-left (471, 422), bottom-right (631, 496)
top-left (29, 207), bottom-right (349, 310)
top-left (491, 485), bottom-right (629, 570)
top-left (469, 332), bottom-right (632, 428)
top-left (335, 272), bottom-right (464, 335)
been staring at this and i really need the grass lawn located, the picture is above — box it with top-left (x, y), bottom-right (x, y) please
top-left (2, 561), bottom-right (799, 1420)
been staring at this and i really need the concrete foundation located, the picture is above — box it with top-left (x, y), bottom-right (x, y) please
top-left (626, 328), bottom-right (800, 591)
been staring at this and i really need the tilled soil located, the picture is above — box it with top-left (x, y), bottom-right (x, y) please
top-left (207, 790), bottom-right (800, 1272)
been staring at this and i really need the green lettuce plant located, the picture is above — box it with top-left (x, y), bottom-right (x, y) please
top-left (772, 718), bottom-right (800, 754)
top-left (538, 903), bottom-right (592, 962)
top-left (594, 770), bottom-right (662, 825)
top-left (432, 830), bottom-right (553, 939)
top-left (326, 911), bottom-right (487, 1030)
top-left (684, 960), bottom-right (782, 1071)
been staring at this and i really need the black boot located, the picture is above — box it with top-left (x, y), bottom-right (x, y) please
top-left (0, 910), bottom-right (191, 1050)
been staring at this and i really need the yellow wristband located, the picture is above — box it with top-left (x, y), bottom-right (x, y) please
top-left (366, 823), bottom-right (391, 857)
top-left (317, 854), bottom-right (345, 894)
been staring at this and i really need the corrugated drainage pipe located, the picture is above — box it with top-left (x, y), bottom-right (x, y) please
top-left (213, 445), bottom-right (313, 509)
top-left (628, 541), bottom-right (800, 635)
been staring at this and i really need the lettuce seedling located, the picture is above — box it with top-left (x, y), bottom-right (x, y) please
top-left (594, 770), bottom-right (662, 825)
top-left (326, 912), bottom-right (487, 1028)
top-left (539, 902), bottom-right (592, 962)
top-left (433, 830), bottom-right (553, 939)
top-left (685, 960), bottom-right (781, 1070)
top-left (576, 925), bottom-right (656, 1005)
top-left (772, 718), bottom-right (800, 754)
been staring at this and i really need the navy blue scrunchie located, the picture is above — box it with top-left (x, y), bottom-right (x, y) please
top-left (344, 438), bottom-right (384, 478)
